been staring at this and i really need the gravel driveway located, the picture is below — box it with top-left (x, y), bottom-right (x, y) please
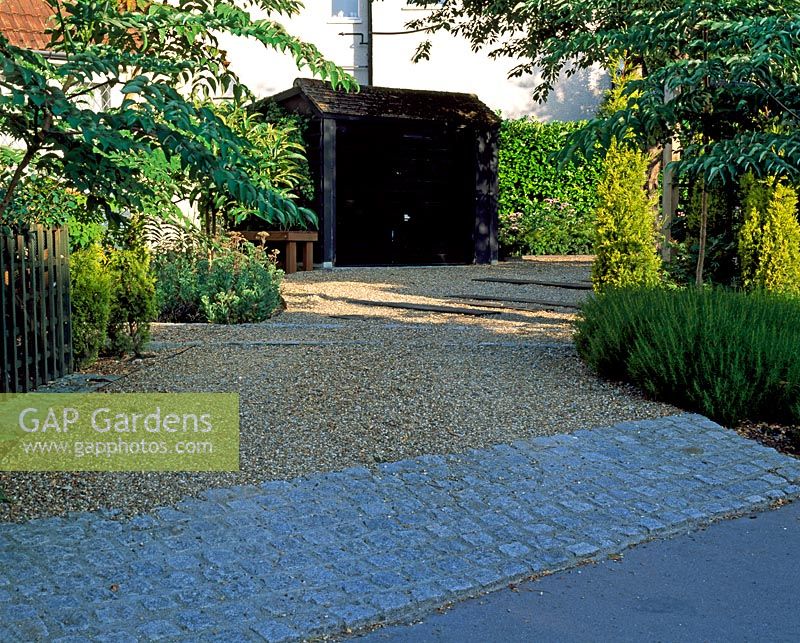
top-left (0, 258), bottom-right (677, 522)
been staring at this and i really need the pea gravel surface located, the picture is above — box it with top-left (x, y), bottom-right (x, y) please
top-left (0, 258), bottom-right (678, 522)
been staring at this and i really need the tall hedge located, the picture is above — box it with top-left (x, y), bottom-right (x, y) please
top-left (498, 118), bottom-right (604, 256)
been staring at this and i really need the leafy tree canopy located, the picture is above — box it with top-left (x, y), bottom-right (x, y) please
top-left (0, 0), bottom-right (354, 226)
top-left (407, 0), bottom-right (800, 184)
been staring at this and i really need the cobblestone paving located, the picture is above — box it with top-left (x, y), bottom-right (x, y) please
top-left (2, 414), bottom-right (800, 642)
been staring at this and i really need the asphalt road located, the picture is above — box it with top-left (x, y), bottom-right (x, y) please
top-left (358, 501), bottom-right (800, 643)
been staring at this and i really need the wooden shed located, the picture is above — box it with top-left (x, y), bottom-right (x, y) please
top-left (264, 78), bottom-right (500, 267)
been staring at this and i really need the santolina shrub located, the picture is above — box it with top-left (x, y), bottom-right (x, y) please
top-left (201, 242), bottom-right (283, 324)
top-left (153, 239), bottom-right (283, 324)
top-left (575, 288), bottom-right (800, 426)
top-left (498, 118), bottom-right (603, 256)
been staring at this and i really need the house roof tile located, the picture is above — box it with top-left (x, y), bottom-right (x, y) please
top-left (0, 0), bottom-right (55, 51)
top-left (275, 78), bottom-right (500, 126)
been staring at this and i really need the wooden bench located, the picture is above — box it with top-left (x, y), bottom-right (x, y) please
top-left (238, 230), bottom-right (318, 274)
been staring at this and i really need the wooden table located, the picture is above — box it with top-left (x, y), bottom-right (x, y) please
top-left (239, 230), bottom-right (318, 274)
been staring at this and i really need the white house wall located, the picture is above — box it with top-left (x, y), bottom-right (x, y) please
top-left (220, 1), bottom-right (607, 121)
top-left (371, 3), bottom-right (607, 120)
top-left (218, 3), bottom-right (370, 95)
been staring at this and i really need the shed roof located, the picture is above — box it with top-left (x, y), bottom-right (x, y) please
top-left (0, 0), bottom-right (53, 50)
top-left (271, 78), bottom-right (500, 126)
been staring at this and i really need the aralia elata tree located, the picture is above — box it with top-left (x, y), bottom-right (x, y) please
top-left (0, 0), bottom-right (355, 228)
top-left (407, 0), bottom-right (800, 284)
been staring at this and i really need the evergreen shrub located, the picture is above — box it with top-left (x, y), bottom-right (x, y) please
top-left (575, 287), bottom-right (800, 425)
top-left (592, 139), bottom-right (662, 290)
top-left (738, 176), bottom-right (800, 295)
top-left (70, 244), bottom-right (112, 368)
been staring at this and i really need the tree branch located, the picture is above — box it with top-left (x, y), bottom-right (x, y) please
top-left (0, 144), bottom-right (38, 222)
top-left (372, 26), bottom-right (437, 36)
top-left (0, 111), bottom-right (53, 222)
top-left (66, 78), bottom-right (118, 100)
top-left (756, 82), bottom-right (800, 122)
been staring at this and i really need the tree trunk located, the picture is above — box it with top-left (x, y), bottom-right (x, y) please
top-left (695, 30), bottom-right (711, 287)
top-left (647, 145), bottom-right (662, 198)
top-left (661, 141), bottom-right (674, 262)
top-left (695, 185), bottom-right (708, 286)
top-left (660, 83), bottom-right (681, 263)
top-left (647, 144), bottom-right (670, 260)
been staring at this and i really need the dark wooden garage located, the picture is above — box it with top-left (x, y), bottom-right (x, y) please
top-left (264, 78), bottom-right (500, 267)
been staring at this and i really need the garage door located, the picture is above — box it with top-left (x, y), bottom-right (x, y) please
top-left (335, 120), bottom-right (475, 266)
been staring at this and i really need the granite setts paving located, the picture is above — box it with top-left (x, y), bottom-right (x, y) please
top-left (2, 414), bottom-right (800, 642)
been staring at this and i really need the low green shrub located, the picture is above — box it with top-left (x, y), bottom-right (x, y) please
top-left (738, 176), bottom-right (800, 295)
top-left (70, 244), bottom-right (112, 368)
top-left (575, 287), bottom-right (800, 425)
top-left (498, 118), bottom-right (602, 256)
top-left (106, 247), bottom-right (157, 356)
top-left (153, 239), bottom-right (283, 324)
top-left (201, 242), bottom-right (283, 324)
top-left (152, 250), bottom-right (207, 322)
top-left (592, 139), bottom-right (662, 290)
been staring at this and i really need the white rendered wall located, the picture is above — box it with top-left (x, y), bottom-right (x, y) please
top-left (218, 2), bottom-right (370, 96)
top-left (218, 1), bottom-right (607, 121)
top-left (371, 3), bottom-right (607, 120)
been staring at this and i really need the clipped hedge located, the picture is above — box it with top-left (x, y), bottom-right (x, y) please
top-left (575, 287), bottom-right (800, 426)
top-left (498, 118), bottom-right (603, 256)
